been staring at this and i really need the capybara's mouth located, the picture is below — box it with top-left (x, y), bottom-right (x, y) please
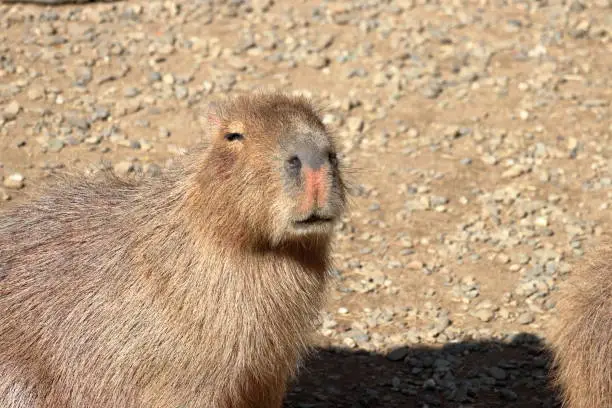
top-left (293, 214), bottom-right (334, 226)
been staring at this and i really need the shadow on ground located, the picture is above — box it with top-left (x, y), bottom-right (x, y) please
top-left (284, 333), bottom-right (562, 408)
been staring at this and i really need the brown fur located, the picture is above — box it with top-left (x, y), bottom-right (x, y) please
top-left (0, 91), bottom-right (347, 407)
top-left (551, 243), bottom-right (612, 408)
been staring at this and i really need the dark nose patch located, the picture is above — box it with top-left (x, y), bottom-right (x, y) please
top-left (294, 145), bottom-right (326, 170)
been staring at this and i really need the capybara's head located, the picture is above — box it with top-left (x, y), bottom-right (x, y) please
top-left (199, 92), bottom-right (347, 247)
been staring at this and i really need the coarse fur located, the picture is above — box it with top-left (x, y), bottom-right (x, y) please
top-left (551, 242), bottom-right (612, 408)
top-left (0, 91), bottom-right (347, 407)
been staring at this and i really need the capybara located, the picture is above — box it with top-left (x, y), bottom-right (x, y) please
top-left (0, 91), bottom-right (347, 407)
top-left (551, 244), bottom-right (612, 408)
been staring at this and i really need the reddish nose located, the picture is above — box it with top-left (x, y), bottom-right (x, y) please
top-left (302, 167), bottom-right (327, 211)
top-left (285, 147), bottom-right (329, 211)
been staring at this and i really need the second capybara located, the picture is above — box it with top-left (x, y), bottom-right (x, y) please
top-left (551, 243), bottom-right (612, 408)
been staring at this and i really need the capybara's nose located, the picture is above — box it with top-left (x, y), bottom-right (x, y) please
top-left (286, 145), bottom-right (330, 211)
top-left (286, 146), bottom-right (327, 174)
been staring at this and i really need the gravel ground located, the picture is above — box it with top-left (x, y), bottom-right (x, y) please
top-left (1, 0), bottom-right (611, 407)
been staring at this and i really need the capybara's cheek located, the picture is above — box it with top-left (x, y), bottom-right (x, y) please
top-left (208, 148), bottom-right (239, 180)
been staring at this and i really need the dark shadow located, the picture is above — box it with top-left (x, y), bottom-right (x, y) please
top-left (284, 333), bottom-right (562, 408)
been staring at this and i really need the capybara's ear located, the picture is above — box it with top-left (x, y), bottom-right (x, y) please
top-left (201, 102), bottom-right (223, 141)
top-left (206, 102), bottom-right (222, 129)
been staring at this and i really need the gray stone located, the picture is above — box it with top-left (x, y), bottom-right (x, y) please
top-left (387, 346), bottom-right (410, 361)
top-left (488, 366), bottom-right (507, 380)
top-left (47, 139), bottom-right (65, 152)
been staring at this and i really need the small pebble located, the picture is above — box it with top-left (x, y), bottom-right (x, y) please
top-left (3, 173), bottom-right (25, 189)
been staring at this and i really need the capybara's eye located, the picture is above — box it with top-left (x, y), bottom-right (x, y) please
top-left (224, 133), bottom-right (244, 142)
top-left (328, 152), bottom-right (338, 167)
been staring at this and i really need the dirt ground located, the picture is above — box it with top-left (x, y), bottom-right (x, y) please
top-left (1, 1), bottom-right (611, 407)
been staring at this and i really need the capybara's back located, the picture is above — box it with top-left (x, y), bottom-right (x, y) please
top-left (0, 173), bottom-right (203, 407)
top-left (552, 244), bottom-right (612, 408)
top-left (0, 91), bottom-right (347, 408)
